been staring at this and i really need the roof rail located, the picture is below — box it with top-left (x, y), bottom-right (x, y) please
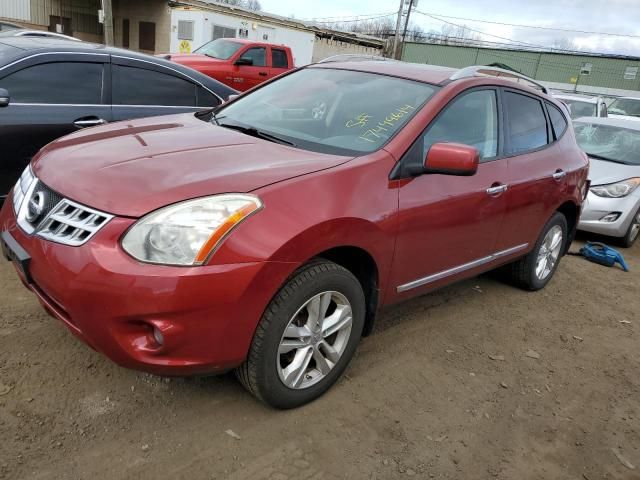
top-left (317, 54), bottom-right (394, 64)
top-left (449, 66), bottom-right (548, 94)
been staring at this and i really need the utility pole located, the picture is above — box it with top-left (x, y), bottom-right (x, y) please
top-left (399, 0), bottom-right (414, 60)
top-left (392, 0), bottom-right (404, 60)
top-left (102, 0), bottom-right (114, 46)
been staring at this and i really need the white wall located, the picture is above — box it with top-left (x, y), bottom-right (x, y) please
top-left (169, 8), bottom-right (315, 66)
top-left (0, 0), bottom-right (31, 22)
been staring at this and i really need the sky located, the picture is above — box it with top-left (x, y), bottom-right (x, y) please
top-left (259, 0), bottom-right (640, 56)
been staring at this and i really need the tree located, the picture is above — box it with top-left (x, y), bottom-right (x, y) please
top-left (217, 0), bottom-right (262, 10)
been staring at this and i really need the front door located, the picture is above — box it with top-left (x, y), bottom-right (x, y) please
top-left (233, 46), bottom-right (269, 90)
top-left (0, 57), bottom-right (110, 197)
top-left (389, 88), bottom-right (509, 301)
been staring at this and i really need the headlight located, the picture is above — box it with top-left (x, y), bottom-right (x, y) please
top-left (13, 166), bottom-right (36, 214)
top-left (121, 194), bottom-right (262, 266)
top-left (590, 178), bottom-right (640, 198)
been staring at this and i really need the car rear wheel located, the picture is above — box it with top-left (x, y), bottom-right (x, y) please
top-left (235, 260), bottom-right (365, 409)
top-left (620, 207), bottom-right (640, 248)
top-left (501, 212), bottom-right (568, 291)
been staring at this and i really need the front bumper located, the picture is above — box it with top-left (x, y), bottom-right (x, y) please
top-left (578, 190), bottom-right (640, 238)
top-left (1, 194), bottom-right (295, 376)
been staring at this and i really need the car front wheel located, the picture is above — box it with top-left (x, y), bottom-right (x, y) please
top-left (620, 207), bottom-right (640, 248)
top-left (236, 260), bottom-right (365, 409)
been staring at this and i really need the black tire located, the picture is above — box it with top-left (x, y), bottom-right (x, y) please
top-left (235, 260), bottom-right (365, 409)
top-left (619, 207), bottom-right (640, 248)
top-left (502, 212), bottom-right (568, 291)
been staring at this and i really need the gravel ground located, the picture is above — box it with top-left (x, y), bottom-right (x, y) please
top-left (0, 237), bottom-right (638, 480)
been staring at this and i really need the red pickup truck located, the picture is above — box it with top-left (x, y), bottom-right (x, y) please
top-left (166, 38), bottom-right (294, 92)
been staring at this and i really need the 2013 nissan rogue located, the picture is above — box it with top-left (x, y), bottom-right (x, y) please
top-left (1, 62), bottom-right (589, 409)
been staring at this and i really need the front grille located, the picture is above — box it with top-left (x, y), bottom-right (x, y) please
top-left (14, 170), bottom-right (113, 247)
top-left (36, 199), bottom-right (112, 246)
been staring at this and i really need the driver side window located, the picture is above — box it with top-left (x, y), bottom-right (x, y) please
top-left (239, 47), bottom-right (266, 67)
top-left (423, 89), bottom-right (499, 161)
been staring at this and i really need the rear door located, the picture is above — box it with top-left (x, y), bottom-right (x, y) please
top-left (497, 89), bottom-right (567, 252)
top-left (270, 46), bottom-right (290, 78)
top-left (390, 88), bottom-right (510, 300)
top-left (0, 54), bottom-right (110, 196)
top-left (110, 56), bottom-right (221, 121)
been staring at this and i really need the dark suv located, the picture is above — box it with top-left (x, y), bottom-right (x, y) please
top-left (0, 36), bottom-right (237, 201)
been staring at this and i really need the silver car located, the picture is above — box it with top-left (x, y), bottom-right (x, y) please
top-left (555, 93), bottom-right (608, 119)
top-left (574, 117), bottom-right (640, 247)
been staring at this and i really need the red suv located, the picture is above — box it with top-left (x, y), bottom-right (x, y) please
top-left (1, 62), bottom-right (589, 408)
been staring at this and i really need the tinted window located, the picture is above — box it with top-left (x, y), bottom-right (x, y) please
top-left (423, 89), bottom-right (498, 160)
top-left (547, 103), bottom-right (568, 140)
top-left (0, 62), bottom-right (103, 104)
top-left (239, 47), bottom-right (266, 67)
top-left (505, 92), bottom-right (548, 154)
top-left (197, 86), bottom-right (220, 107)
top-left (272, 49), bottom-right (288, 69)
top-left (113, 65), bottom-right (196, 106)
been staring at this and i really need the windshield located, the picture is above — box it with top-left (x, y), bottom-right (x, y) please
top-left (562, 99), bottom-right (597, 119)
top-left (609, 98), bottom-right (640, 117)
top-left (574, 122), bottom-right (640, 165)
top-left (195, 39), bottom-right (243, 60)
top-left (216, 67), bottom-right (438, 155)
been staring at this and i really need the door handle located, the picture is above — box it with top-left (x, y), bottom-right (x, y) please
top-left (73, 117), bottom-right (107, 128)
top-left (258, 71), bottom-right (268, 76)
top-left (486, 184), bottom-right (508, 195)
top-left (552, 170), bottom-right (567, 180)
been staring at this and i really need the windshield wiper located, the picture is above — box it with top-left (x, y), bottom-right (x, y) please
top-left (586, 153), bottom-right (630, 165)
top-left (218, 122), bottom-right (297, 147)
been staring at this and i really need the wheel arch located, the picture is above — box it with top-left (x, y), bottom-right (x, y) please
top-left (556, 200), bottom-right (579, 254)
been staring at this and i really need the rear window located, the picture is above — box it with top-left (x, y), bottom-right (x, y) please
top-left (562, 99), bottom-right (596, 119)
top-left (272, 49), bottom-right (288, 69)
top-left (504, 91), bottom-right (549, 154)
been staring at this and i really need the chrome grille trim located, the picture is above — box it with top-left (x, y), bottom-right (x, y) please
top-left (13, 169), bottom-right (113, 247)
top-left (36, 199), bottom-right (113, 246)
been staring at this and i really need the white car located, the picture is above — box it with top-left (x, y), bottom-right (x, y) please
top-left (608, 96), bottom-right (640, 120)
top-left (555, 94), bottom-right (608, 119)
top-left (574, 117), bottom-right (640, 247)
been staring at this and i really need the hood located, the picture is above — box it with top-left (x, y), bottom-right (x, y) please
top-left (33, 113), bottom-right (352, 217)
top-left (588, 158), bottom-right (640, 185)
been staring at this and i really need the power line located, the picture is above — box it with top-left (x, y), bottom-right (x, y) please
top-left (414, 11), bottom-right (640, 40)
top-left (309, 12), bottom-right (396, 24)
top-left (303, 11), bottom-right (395, 21)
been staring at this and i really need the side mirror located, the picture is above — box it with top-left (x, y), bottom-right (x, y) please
top-left (423, 143), bottom-right (479, 176)
top-left (234, 57), bottom-right (253, 66)
top-left (0, 88), bottom-right (9, 108)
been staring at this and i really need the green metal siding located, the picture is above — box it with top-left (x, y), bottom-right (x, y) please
top-left (402, 43), bottom-right (640, 93)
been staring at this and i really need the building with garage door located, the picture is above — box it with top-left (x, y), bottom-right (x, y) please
top-left (0, 0), bottom-right (384, 65)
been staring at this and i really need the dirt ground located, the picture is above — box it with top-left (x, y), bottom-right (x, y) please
top-left (0, 236), bottom-right (638, 480)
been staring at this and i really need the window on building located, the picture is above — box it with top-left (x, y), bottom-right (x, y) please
top-left (212, 25), bottom-right (236, 41)
top-left (239, 47), bottom-right (266, 67)
top-left (272, 49), bottom-right (288, 69)
top-left (580, 63), bottom-right (592, 75)
top-left (546, 103), bottom-right (568, 140)
top-left (122, 19), bottom-right (130, 48)
top-left (504, 91), bottom-right (549, 154)
top-left (139, 21), bottom-right (156, 51)
top-left (624, 66), bottom-right (638, 80)
top-left (178, 20), bottom-right (194, 41)
top-left (112, 65), bottom-right (196, 106)
top-left (2, 62), bottom-right (103, 104)
top-left (421, 89), bottom-right (499, 161)
top-left (238, 28), bottom-right (249, 38)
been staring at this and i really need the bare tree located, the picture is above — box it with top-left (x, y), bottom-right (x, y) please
top-left (217, 0), bottom-right (262, 10)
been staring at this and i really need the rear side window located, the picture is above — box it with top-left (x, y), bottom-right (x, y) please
top-left (0, 62), bottom-right (103, 104)
top-left (239, 47), bottom-right (266, 67)
top-left (504, 91), bottom-right (549, 154)
top-left (113, 65), bottom-right (196, 106)
top-left (422, 89), bottom-right (499, 161)
top-left (272, 49), bottom-right (288, 69)
top-left (546, 103), bottom-right (568, 140)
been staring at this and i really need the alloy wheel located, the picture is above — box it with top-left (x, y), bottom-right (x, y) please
top-left (277, 291), bottom-right (353, 390)
top-left (630, 211), bottom-right (640, 243)
top-left (536, 225), bottom-right (563, 280)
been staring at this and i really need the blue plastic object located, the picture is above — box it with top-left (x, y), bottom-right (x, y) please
top-left (579, 242), bottom-right (629, 272)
